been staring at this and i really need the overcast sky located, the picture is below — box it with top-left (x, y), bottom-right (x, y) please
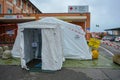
top-left (30, 0), bottom-right (120, 32)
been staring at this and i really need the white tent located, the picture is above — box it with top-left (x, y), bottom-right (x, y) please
top-left (12, 17), bottom-right (92, 71)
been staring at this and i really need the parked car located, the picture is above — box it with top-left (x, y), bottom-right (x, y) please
top-left (115, 37), bottom-right (120, 42)
top-left (102, 36), bottom-right (116, 41)
top-left (110, 36), bottom-right (116, 41)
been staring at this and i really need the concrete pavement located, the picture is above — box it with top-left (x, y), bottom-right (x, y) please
top-left (0, 65), bottom-right (120, 80)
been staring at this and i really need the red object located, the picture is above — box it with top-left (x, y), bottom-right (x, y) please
top-left (69, 7), bottom-right (73, 10)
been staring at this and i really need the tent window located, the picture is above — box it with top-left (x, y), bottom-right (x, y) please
top-left (7, 8), bottom-right (12, 14)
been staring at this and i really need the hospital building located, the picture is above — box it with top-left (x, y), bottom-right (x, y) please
top-left (0, 0), bottom-right (91, 46)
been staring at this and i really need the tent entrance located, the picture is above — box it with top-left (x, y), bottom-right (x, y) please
top-left (23, 28), bottom-right (42, 71)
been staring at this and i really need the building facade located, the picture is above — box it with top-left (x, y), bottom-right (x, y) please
top-left (0, 0), bottom-right (41, 14)
top-left (0, 1), bottom-right (91, 46)
top-left (0, 0), bottom-right (41, 46)
top-left (105, 28), bottom-right (120, 36)
top-left (0, 13), bottom-right (90, 46)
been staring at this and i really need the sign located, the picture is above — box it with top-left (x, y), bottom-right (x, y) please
top-left (6, 30), bottom-right (14, 35)
top-left (86, 28), bottom-right (90, 33)
top-left (68, 5), bottom-right (89, 13)
top-left (4, 15), bottom-right (23, 19)
top-left (6, 30), bottom-right (15, 36)
top-left (32, 42), bottom-right (38, 47)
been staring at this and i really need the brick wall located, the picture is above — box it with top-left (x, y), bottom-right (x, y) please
top-left (71, 22), bottom-right (85, 30)
top-left (0, 0), bottom-right (41, 45)
top-left (0, 0), bottom-right (41, 14)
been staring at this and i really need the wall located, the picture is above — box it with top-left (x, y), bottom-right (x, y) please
top-left (71, 22), bottom-right (85, 30)
top-left (0, 0), bottom-right (41, 14)
top-left (113, 30), bottom-right (120, 35)
top-left (0, 0), bottom-right (41, 45)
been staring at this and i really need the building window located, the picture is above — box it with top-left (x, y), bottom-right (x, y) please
top-left (0, 4), bottom-right (2, 13)
top-left (30, 7), bottom-right (33, 13)
top-left (8, 0), bottom-right (13, 3)
top-left (13, 0), bottom-right (17, 5)
top-left (22, 1), bottom-right (26, 10)
top-left (7, 8), bottom-right (12, 14)
top-left (17, 0), bottom-right (21, 7)
top-left (13, 0), bottom-right (20, 7)
top-left (35, 10), bottom-right (37, 13)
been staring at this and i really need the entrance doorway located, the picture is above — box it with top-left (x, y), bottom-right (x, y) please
top-left (23, 28), bottom-right (42, 70)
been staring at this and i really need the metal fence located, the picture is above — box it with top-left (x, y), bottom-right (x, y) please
top-left (0, 24), bottom-right (17, 47)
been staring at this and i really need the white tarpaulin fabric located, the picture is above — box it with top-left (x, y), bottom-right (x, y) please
top-left (42, 28), bottom-right (63, 70)
top-left (12, 17), bottom-right (92, 71)
top-left (39, 17), bottom-right (91, 59)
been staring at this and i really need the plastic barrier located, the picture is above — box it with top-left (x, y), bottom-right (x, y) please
top-left (102, 40), bottom-right (120, 49)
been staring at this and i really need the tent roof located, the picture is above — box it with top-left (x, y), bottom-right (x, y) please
top-left (18, 17), bottom-right (85, 34)
top-left (40, 17), bottom-right (85, 34)
top-left (18, 17), bottom-right (80, 28)
top-left (40, 17), bottom-right (82, 27)
top-left (18, 18), bottom-right (58, 29)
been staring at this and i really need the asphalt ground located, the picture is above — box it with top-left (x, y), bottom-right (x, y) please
top-left (0, 65), bottom-right (120, 80)
top-left (0, 65), bottom-right (92, 80)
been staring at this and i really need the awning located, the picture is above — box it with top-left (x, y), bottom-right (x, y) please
top-left (0, 15), bottom-right (87, 24)
top-left (105, 27), bottom-right (120, 31)
top-left (0, 17), bottom-right (36, 24)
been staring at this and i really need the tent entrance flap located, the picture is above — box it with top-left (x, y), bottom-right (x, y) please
top-left (23, 28), bottom-right (42, 69)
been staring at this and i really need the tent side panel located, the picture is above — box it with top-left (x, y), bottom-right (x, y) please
top-left (41, 28), bottom-right (63, 70)
top-left (62, 25), bottom-right (92, 60)
top-left (11, 29), bottom-right (21, 57)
